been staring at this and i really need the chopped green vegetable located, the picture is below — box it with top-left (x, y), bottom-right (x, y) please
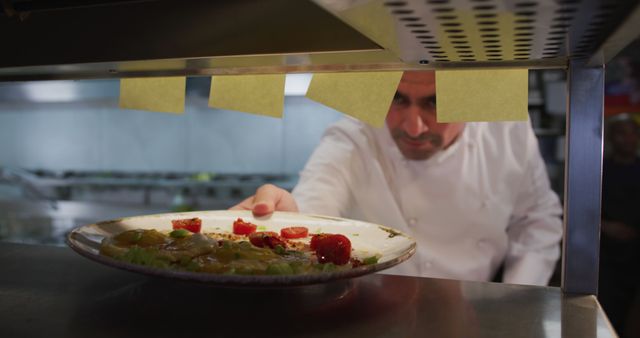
top-left (363, 256), bottom-right (379, 265)
top-left (273, 245), bottom-right (286, 255)
top-left (321, 263), bottom-right (336, 272)
top-left (289, 261), bottom-right (304, 273)
top-left (257, 225), bottom-right (267, 231)
top-left (132, 231), bottom-right (143, 242)
top-left (266, 262), bottom-right (294, 275)
top-left (286, 250), bottom-right (305, 257)
top-left (118, 247), bottom-right (169, 269)
top-left (185, 260), bottom-right (200, 271)
top-left (169, 229), bottom-right (190, 238)
top-left (179, 256), bottom-right (192, 266)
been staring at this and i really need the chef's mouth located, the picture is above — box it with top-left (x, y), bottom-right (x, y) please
top-left (401, 138), bottom-right (427, 147)
top-left (390, 129), bottom-right (443, 149)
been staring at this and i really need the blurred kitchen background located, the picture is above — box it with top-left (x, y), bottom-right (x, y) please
top-left (0, 72), bottom-right (568, 245)
top-left (0, 71), bottom-right (570, 246)
top-left (0, 74), bottom-right (341, 245)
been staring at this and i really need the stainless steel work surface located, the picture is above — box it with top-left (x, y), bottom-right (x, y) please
top-left (0, 243), bottom-right (616, 338)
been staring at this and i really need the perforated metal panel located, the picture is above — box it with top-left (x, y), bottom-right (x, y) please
top-left (0, 0), bottom-right (638, 80)
top-left (315, 0), bottom-right (640, 66)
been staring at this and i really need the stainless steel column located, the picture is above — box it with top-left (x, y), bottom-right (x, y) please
top-left (562, 60), bottom-right (604, 295)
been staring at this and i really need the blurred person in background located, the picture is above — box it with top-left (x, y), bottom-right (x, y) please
top-left (599, 115), bottom-right (640, 338)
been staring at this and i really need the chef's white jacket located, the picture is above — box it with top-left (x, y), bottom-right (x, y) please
top-left (293, 118), bottom-right (563, 286)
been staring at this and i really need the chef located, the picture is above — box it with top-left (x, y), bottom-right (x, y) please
top-left (232, 71), bottom-right (563, 286)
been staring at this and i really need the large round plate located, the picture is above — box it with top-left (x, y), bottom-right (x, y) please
top-left (66, 210), bottom-right (416, 287)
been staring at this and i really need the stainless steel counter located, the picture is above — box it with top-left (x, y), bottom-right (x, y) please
top-left (0, 243), bottom-right (616, 338)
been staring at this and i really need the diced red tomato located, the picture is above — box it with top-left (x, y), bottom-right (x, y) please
top-left (171, 218), bottom-right (202, 233)
top-left (233, 218), bottom-right (257, 235)
top-left (310, 233), bottom-right (330, 251)
top-left (280, 226), bottom-right (309, 239)
top-left (313, 234), bottom-right (351, 265)
top-left (249, 231), bottom-right (286, 249)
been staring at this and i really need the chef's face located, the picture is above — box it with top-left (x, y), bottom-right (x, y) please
top-left (386, 71), bottom-right (465, 161)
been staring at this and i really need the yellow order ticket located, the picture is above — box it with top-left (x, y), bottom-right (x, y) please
top-left (306, 71), bottom-right (403, 128)
top-left (436, 69), bottom-right (529, 122)
top-left (119, 77), bottom-right (186, 114)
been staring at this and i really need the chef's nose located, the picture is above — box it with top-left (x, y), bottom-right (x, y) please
top-left (403, 107), bottom-right (429, 137)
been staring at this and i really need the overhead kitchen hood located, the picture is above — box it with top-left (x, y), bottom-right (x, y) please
top-left (1, 0), bottom-right (639, 81)
top-left (0, 0), bottom-right (391, 81)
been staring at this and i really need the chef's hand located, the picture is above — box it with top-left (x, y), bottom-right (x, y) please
top-left (230, 184), bottom-right (298, 217)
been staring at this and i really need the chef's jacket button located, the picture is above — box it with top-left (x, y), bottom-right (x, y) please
top-left (476, 239), bottom-right (488, 247)
top-left (408, 218), bottom-right (417, 226)
top-left (424, 261), bottom-right (432, 269)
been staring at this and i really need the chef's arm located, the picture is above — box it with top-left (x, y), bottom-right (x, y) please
top-left (503, 129), bottom-right (563, 286)
top-left (289, 126), bottom-right (356, 217)
top-left (230, 124), bottom-right (354, 218)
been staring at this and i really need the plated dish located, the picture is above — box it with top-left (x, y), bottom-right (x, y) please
top-left (67, 210), bottom-right (416, 286)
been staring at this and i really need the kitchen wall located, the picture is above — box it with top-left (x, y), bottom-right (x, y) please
top-left (0, 72), bottom-right (568, 177)
top-left (0, 94), bottom-right (343, 175)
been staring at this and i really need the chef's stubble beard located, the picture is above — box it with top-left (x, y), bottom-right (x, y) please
top-left (390, 129), bottom-right (444, 161)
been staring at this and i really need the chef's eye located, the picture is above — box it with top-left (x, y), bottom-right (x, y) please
top-left (392, 93), bottom-right (409, 106)
top-left (420, 96), bottom-right (436, 110)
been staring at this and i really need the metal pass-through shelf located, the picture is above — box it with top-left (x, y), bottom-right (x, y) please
top-left (0, 0), bottom-right (638, 79)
